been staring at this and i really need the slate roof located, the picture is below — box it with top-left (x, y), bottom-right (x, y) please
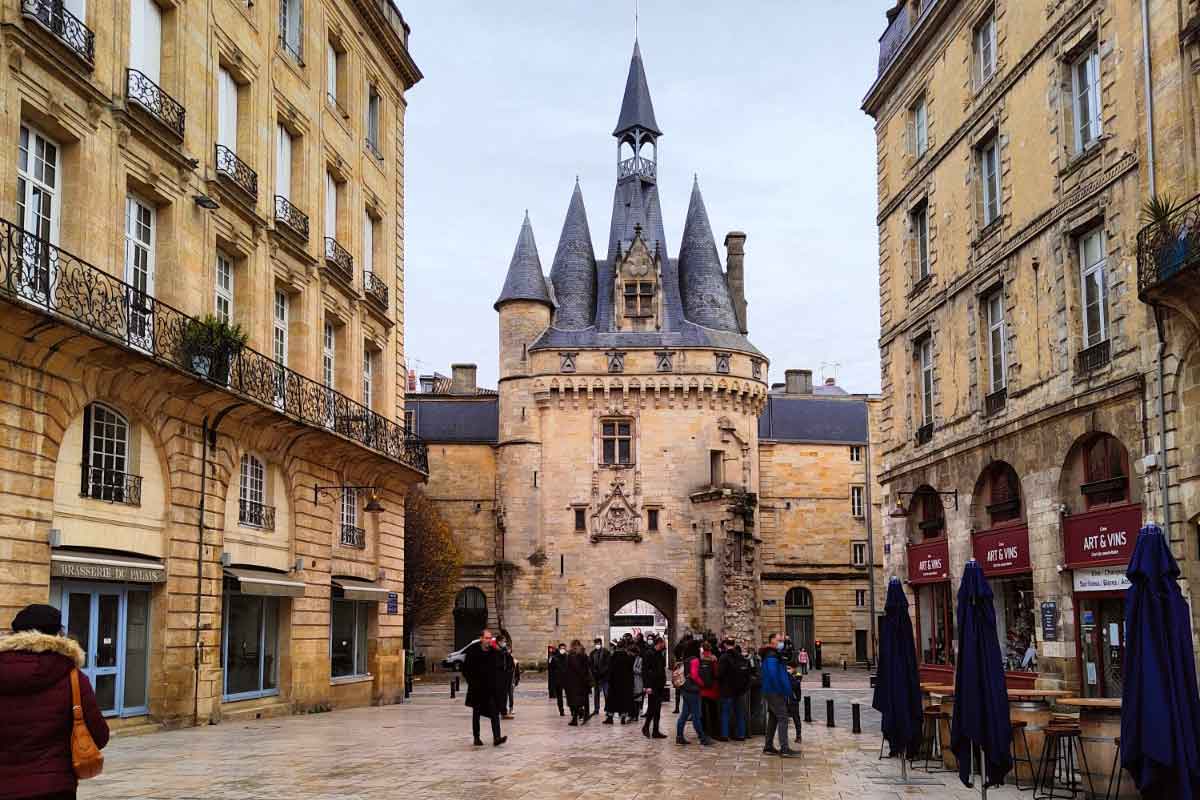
top-left (407, 396), bottom-right (499, 443)
top-left (678, 179), bottom-right (740, 333)
top-left (758, 395), bottom-right (868, 444)
top-left (548, 181), bottom-right (597, 330)
top-left (495, 212), bottom-right (553, 310)
top-left (613, 40), bottom-right (661, 136)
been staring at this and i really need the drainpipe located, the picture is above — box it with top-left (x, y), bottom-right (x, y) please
top-left (864, 436), bottom-right (878, 667)
top-left (192, 404), bottom-right (242, 727)
top-left (1140, 0), bottom-right (1156, 197)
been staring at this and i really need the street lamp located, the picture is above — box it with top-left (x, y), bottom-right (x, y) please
top-left (313, 484), bottom-right (386, 513)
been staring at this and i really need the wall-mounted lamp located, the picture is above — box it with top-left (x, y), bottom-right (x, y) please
top-left (314, 484), bottom-right (386, 513)
top-left (193, 194), bottom-right (220, 210)
top-left (889, 497), bottom-right (908, 518)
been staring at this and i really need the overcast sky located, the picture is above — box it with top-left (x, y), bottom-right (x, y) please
top-left (401, 2), bottom-right (886, 393)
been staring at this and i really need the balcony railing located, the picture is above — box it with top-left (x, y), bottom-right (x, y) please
top-left (215, 144), bottom-right (257, 200)
top-left (1137, 193), bottom-right (1200, 298)
top-left (365, 137), bottom-right (383, 162)
top-left (1076, 339), bottom-right (1111, 374)
top-left (915, 422), bottom-right (933, 446)
top-left (363, 270), bottom-right (388, 310)
top-left (273, 195), bottom-right (309, 241)
top-left (0, 218), bottom-right (427, 473)
top-left (126, 69), bottom-right (185, 139)
top-left (618, 155), bottom-right (656, 182)
top-left (340, 524), bottom-right (366, 549)
top-left (21, 0), bottom-right (95, 67)
top-left (238, 499), bottom-right (276, 530)
top-left (80, 465), bottom-right (142, 506)
top-left (984, 386), bottom-right (1007, 417)
top-left (324, 237), bottom-right (354, 284)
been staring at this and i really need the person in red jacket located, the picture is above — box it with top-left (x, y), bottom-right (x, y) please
top-left (698, 640), bottom-right (721, 738)
top-left (0, 604), bottom-right (110, 800)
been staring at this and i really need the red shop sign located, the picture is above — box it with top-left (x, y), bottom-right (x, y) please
top-left (972, 526), bottom-right (1031, 577)
top-left (1062, 503), bottom-right (1142, 569)
top-left (908, 538), bottom-right (950, 584)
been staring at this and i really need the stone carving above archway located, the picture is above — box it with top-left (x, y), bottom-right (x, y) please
top-left (592, 474), bottom-right (641, 543)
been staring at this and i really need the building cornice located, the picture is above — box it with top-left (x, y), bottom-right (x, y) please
top-left (351, 0), bottom-right (422, 88)
top-left (862, 0), bottom-right (958, 116)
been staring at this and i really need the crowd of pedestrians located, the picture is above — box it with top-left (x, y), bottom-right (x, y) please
top-left (460, 625), bottom-right (807, 757)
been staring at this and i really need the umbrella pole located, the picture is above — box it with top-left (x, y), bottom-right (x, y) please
top-left (901, 756), bottom-right (908, 782)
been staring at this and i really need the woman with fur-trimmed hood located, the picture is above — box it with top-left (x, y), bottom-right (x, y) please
top-left (0, 603), bottom-right (109, 800)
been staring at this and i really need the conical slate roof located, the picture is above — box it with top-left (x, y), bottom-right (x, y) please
top-left (677, 178), bottom-right (739, 332)
top-left (549, 181), bottom-right (597, 330)
top-left (494, 212), bottom-right (553, 311)
top-left (613, 40), bottom-right (661, 137)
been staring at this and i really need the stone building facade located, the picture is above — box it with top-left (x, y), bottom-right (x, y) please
top-left (409, 42), bottom-right (884, 668)
top-left (0, 0), bottom-right (425, 731)
top-left (862, 0), bottom-right (1200, 694)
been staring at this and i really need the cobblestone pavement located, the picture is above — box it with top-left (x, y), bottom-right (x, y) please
top-left (80, 677), bottom-right (1029, 800)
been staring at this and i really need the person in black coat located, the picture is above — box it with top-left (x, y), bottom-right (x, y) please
top-left (463, 629), bottom-right (507, 747)
top-left (563, 640), bottom-right (593, 725)
top-left (548, 642), bottom-right (568, 716)
top-left (640, 634), bottom-right (669, 739)
top-left (497, 638), bottom-right (516, 720)
top-left (606, 641), bottom-right (635, 723)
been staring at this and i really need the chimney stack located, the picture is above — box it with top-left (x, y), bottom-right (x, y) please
top-left (785, 369), bottom-right (813, 395)
top-left (724, 231), bottom-right (748, 334)
top-left (450, 363), bottom-right (478, 395)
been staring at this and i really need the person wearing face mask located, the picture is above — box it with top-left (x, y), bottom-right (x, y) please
top-left (640, 635), bottom-right (669, 739)
top-left (588, 638), bottom-right (611, 720)
top-left (548, 643), bottom-right (568, 716)
top-left (759, 633), bottom-right (797, 757)
top-left (496, 638), bottom-right (516, 720)
top-left (462, 628), bottom-right (507, 747)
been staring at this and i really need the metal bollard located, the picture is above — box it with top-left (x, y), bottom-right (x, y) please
top-left (405, 678), bottom-right (412, 699)
top-left (842, 658), bottom-right (847, 671)
top-left (821, 672), bottom-right (831, 688)
top-left (449, 679), bottom-right (456, 699)
top-left (852, 703), bottom-right (861, 734)
top-left (826, 698), bottom-right (835, 728)
top-left (804, 695), bottom-right (812, 723)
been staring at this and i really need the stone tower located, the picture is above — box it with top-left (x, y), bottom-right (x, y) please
top-left (493, 41), bottom-right (769, 659)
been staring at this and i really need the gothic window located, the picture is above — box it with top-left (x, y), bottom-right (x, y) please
top-left (715, 352), bottom-right (731, 374)
top-left (607, 352), bottom-right (625, 373)
top-left (600, 419), bottom-right (633, 466)
top-left (656, 352), bottom-right (673, 372)
top-left (624, 280), bottom-right (654, 317)
top-left (559, 352), bottom-right (577, 373)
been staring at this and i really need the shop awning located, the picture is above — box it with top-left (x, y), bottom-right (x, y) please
top-left (225, 567), bottom-right (306, 597)
top-left (332, 577), bottom-right (391, 602)
top-left (50, 550), bottom-right (166, 583)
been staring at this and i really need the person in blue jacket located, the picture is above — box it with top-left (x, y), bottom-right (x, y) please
top-left (759, 633), bottom-right (799, 757)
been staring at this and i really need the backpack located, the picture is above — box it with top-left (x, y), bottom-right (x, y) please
top-left (734, 654), bottom-right (753, 694)
top-left (671, 662), bottom-right (686, 688)
top-left (697, 657), bottom-right (715, 687)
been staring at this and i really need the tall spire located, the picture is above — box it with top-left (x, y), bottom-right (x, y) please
top-left (613, 40), bottom-right (661, 137)
top-left (678, 179), bottom-right (739, 332)
top-left (549, 181), bottom-right (597, 330)
top-left (494, 212), bottom-right (553, 311)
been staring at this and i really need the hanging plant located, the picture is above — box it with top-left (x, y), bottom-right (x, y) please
top-left (179, 315), bottom-right (248, 384)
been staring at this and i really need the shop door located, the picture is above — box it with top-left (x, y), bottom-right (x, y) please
top-left (855, 630), bottom-right (868, 663)
top-left (58, 583), bottom-right (150, 717)
top-left (1078, 595), bottom-right (1125, 698)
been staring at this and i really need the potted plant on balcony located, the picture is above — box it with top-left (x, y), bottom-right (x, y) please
top-left (1141, 195), bottom-right (1188, 281)
top-left (179, 315), bottom-right (248, 384)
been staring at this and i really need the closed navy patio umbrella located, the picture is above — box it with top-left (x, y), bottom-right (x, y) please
top-left (950, 559), bottom-right (1011, 791)
top-left (1121, 523), bottom-right (1200, 799)
top-left (873, 578), bottom-right (923, 759)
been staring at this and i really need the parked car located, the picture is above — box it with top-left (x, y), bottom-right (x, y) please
top-left (441, 640), bottom-right (478, 671)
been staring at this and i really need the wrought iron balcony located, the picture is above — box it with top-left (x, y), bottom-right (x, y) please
top-left (21, 0), bottom-right (95, 67)
top-left (80, 465), bottom-right (142, 506)
top-left (340, 524), bottom-right (366, 549)
top-left (984, 386), bottom-right (1007, 417)
top-left (1076, 340), bottom-right (1111, 374)
top-left (238, 499), bottom-right (276, 531)
top-left (365, 137), bottom-right (383, 162)
top-left (0, 218), bottom-right (428, 473)
top-left (126, 69), bottom-right (185, 139)
top-left (273, 195), bottom-right (309, 241)
top-left (1137, 193), bottom-right (1200, 300)
top-left (915, 422), bottom-right (933, 446)
top-left (363, 270), bottom-right (388, 310)
top-left (618, 155), bottom-right (656, 182)
top-left (324, 237), bottom-right (354, 284)
top-left (215, 144), bottom-right (257, 200)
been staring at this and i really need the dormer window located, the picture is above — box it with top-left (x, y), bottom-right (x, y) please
top-left (624, 281), bottom-right (654, 317)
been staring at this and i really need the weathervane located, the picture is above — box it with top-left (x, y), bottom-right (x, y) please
top-left (634, 0), bottom-right (639, 39)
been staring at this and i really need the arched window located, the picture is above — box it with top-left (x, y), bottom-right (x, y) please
top-left (914, 485), bottom-right (945, 540)
top-left (980, 462), bottom-right (1022, 526)
top-left (453, 587), bottom-right (488, 650)
top-left (784, 587), bottom-right (814, 655)
top-left (785, 587), bottom-right (813, 609)
top-left (238, 453), bottom-right (273, 529)
top-left (1082, 434), bottom-right (1128, 507)
top-left (455, 587), bottom-right (487, 611)
top-left (81, 403), bottom-right (137, 504)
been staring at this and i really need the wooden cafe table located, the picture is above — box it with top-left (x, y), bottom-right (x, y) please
top-left (1007, 689), bottom-right (1071, 782)
top-left (1056, 697), bottom-right (1127, 797)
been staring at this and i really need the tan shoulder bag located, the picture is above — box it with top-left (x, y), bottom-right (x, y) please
top-left (69, 669), bottom-right (104, 779)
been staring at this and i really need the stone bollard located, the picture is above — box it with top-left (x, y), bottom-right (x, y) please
top-left (852, 703), bottom-right (861, 734)
top-left (804, 695), bottom-right (812, 723)
top-left (826, 698), bottom-right (835, 727)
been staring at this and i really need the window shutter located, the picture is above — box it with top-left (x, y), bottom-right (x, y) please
top-left (325, 173), bottom-right (336, 239)
top-left (80, 404), bottom-right (92, 493)
top-left (218, 69), bottom-right (237, 152)
top-left (326, 43), bottom-right (337, 100)
top-left (130, 0), bottom-right (162, 82)
top-left (64, 0), bottom-right (85, 20)
top-left (276, 124), bottom-right (291, 199)
top-left (905, 117), bottom-right (915, 156)
top-left (362, 212), bottom-right (373, 275)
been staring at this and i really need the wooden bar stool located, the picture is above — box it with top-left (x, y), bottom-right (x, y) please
top-left (1010, 719), bottom-right (1035, 791)
top-left (1034, 720), bottom-right (1096, 799)
top-left (911, 706), bottom-right (952, 773)
top-left (1105, 736), bottom-right (1131, 800)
